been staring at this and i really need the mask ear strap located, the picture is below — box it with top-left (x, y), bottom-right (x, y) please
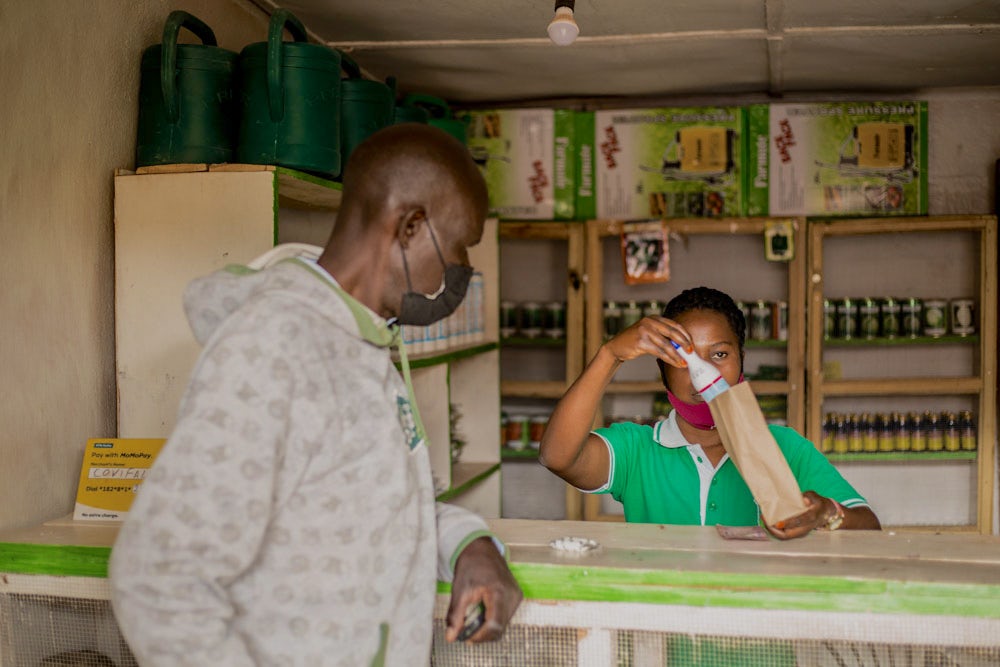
top-left (399, 242), bottom-right (415, 291)
top-left (424, 221), bottom-right (448, 267)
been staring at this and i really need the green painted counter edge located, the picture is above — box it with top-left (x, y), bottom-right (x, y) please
top-left (5, 542), bottom-right (1000, 620)
top-left (438, 562), bottom-right (1000, 619)
top-left (0, 543), bottom-right (111, 578)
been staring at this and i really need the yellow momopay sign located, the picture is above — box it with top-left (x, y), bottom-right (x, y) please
top-left (73, 438), bottom-right (165, 521)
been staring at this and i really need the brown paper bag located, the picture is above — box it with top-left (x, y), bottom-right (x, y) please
top-left (709, 382), bottom-right (808, 525)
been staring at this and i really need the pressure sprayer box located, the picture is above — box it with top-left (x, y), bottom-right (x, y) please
top-left (577, 107), bottom-right (747, 220)
top-left (745, 101), bottom-right (929, 217)
top-left (458, 108), bottom-right (577, 220)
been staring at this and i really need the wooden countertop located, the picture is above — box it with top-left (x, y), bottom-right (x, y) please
top-left (3, 517), bottom-right (1000, 618)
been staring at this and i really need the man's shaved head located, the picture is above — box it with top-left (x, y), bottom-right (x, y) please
top-left (338, 123), bottom-right (487, 227)
top-left (319, 123), bottom-right (489, 320)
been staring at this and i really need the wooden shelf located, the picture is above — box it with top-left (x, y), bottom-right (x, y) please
top-left (806, 215), bottom-right (997, 534)
top-left (823, 334), bottom-right (979, 347)
top-left (826, 451), bottom-right (977, 463)
top-left (501, 380), bottom-right (568, 399)
top-left (818, 377), bottom-right (983, 396)
top-left (132, 163), bottom-right (343, 210)
top-left (499, 220), bottom-right (581, 240)
top-left (501, 336), bottom-right (566, 348)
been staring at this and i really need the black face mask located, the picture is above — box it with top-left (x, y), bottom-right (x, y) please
top-left (396, 222), bottom-right (473, 326)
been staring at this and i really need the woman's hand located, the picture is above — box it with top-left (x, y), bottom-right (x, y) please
top-left (604, 316), bottom-right (691, 367)
top-left (765, 491), bottom-right (840, 540)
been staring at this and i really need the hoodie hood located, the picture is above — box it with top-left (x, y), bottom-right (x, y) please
top-left (182, 243), bottom-right (395, 349)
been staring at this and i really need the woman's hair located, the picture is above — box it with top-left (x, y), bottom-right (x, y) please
top-left (656, 286), bottom-right (746, 389)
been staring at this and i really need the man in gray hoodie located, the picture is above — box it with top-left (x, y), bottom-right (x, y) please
top-left (110, 124), bottom-right (522, 666)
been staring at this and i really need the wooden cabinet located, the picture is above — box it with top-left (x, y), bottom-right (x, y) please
top-left (582, 217), bottom-right (807, 520)
top-left (114, 165), bottom-right (341, 438)
top-left (497, 222), bottom-right (587, 520)
top-left (113, 166), bottom-right (500, 516)
top-left (806, 215), bottom-right (997, 533)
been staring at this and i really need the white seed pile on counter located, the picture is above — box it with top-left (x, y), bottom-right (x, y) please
top-left (549, 536), bottom-right (599, 553)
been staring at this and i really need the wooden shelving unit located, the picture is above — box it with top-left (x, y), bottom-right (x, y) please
top-left (498, 221), bottom-right (587, 519)
top-left (806, 215), bottom-right (997, 534)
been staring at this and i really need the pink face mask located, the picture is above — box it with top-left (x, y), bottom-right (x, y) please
top-left (667, 374), bottom-right (745, 430)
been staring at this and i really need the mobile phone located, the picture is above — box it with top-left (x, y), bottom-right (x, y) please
top-left (455, 601), bottom-right (486, 642)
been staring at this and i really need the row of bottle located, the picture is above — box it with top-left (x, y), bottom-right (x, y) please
top-left (400, 273), bottom-right (486, 354)
top-left (820, 410), bottom-right (977, 454)
top-left (500, 300), bottom-right (566, 340)
top-left (604, 299), bottom-right (788, 342)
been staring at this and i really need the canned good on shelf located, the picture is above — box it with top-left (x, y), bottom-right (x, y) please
top-left (520, 301), bottom-right (543, 338)
top-left (643, 300), bottom-right (663, 318)
top-left (879, 297), bottom-right (901, 339)
top-left (750, 300), bottom-right (772, 341)
top-left (858, 297), bottom-right (879, 339)
top-left (773, 301), bottom-right (789, 341)
top-left (822, 299), bottom-right (837, 339)
top-left (621, 300), bottom-right (643, 330)
top-left (603, 301), bottom-right (623, 339)
top-left (950, 298), bottom-right (975, 336)
top-left (736, 301), bottom-right (751, 333)
top-left (922, 299), bottom-right (948, 337)
top-left (543, 301), bottom-right (566, 339)
top-left (529, 415), bottom-right (548, 450)
top-left (900, 297), bottom-right (922, 338)
top-left (505, 414), bottom-right (529, 450)
top-left (836, 298), bottom-right (858, 340)
top-left (500, 300), bottom-right (518, 338)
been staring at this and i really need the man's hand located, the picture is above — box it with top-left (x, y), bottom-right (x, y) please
top-left (765, 491), bottom-right (838, 540)
top-left (446, 536), bottom-right (523, 643)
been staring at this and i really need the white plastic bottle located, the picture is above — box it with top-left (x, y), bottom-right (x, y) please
top-left (670, 340), bottom-right (731, 402)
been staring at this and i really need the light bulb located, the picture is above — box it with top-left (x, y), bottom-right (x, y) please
top-left (547, 6), bottom-right (579, 46)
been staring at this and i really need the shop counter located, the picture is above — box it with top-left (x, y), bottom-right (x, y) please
top-left (2, 518), bottom-right (1000, 665)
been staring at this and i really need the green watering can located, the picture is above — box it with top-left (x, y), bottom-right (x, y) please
top-left (391, 79), bottom-right (430, 125)
top-left (237, 10), bottom-right (342, 177)
top-left (136, 11), bottom-right (238, 167)
top-left (339, 52), bottom-right (395, 171)
top-left (401, 94), bottom-right (468, 145)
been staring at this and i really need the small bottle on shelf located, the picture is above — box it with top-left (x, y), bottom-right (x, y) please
top-left (926, 411), bottom-right (944, 452)
top-left (943, 412), bottom-right (961, 452)
top-left (959, 410), bottom-right (977, 451)
top-left (847, 414), bottom-right (863, 453)
top-left (908, 411), bottom-right (927, 452)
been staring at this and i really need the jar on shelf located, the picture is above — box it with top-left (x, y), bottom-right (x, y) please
top-left (949, 298), bottom-right (975, 336)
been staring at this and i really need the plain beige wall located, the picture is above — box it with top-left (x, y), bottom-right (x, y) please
top-left (0, 0), bottom-right (268, 531)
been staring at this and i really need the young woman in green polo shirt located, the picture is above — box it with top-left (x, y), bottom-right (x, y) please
top-left (539, 286), bottom-right (881, 538)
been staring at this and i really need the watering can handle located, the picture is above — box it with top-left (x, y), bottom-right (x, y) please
top-left (161, 11), bottom-right (219, 123)
top-left (267, 9), bottom-right (309, 123)
top-left (402, 94), bottom-right (452, 119)
top-left (340, 51), bottom-right (363, 79)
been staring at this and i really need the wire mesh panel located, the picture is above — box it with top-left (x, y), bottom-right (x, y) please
top-left (0, 587), bottom-right (137, 667)
top-left (431, 596), bottom-right (1000, 667)
top-left (617, 631), bottom-right (1000, 667)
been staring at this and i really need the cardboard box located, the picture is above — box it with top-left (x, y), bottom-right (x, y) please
top-left (582, 107), bottom-right (747, 220)
top-left (745, 101), bottom-right (929, 217)
top-left (459, 108), bottom-right (576, 220)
